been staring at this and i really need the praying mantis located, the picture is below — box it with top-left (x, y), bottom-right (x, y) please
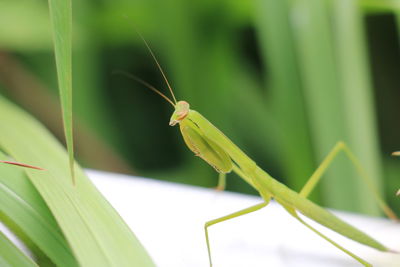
top-left (130, 34), bottom-right (399, 266)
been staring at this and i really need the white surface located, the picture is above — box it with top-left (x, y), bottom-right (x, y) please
top-left (87, 170), bottom-right (400, 267)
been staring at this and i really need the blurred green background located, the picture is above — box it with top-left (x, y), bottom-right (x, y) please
top-left (0, 0), bottom-right (399, 215)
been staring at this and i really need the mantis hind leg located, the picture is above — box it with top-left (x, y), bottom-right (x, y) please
top-left (205, 200), bottom-right (270, 266)
top-left (281, 203), bottom-right (372, 267)
top-left (300, 141), bottom-right (397, 220)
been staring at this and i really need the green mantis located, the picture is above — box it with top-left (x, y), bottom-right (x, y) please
top-left (133, 35), bottom-right (398, 266)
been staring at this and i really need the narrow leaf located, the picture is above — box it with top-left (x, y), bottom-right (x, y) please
top-left (47, 0), bottom-right (74, 184)
top-left (0, 231), bottom-right (37, 267)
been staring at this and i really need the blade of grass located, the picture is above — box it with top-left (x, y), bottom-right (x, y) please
top-left (47, 0), bottom-right (74, 184)
top-left (0, 154), bottom-right (78, 266)
top-left (0, 231), bottom-right (37, 267)
top-left (0, 96), bottom-right (155, 266)
top-left (1, 212), bottom-right (55, 266)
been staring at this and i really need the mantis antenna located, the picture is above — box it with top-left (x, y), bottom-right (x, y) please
top-left (113, 70), bottom-right (175, 107)
top-left (135, 30), bottom-right (178, 104)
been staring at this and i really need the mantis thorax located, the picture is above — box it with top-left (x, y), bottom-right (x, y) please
top-left (169, 101), bottom-right (190, 126)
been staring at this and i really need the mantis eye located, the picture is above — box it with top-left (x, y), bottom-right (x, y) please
top-left (169, 101), bottom-right (190, 126)
top-left (176, 110), bottom-right (188, 121)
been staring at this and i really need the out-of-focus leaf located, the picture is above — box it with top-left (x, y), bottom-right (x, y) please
top-left (0, 231), bottom-right (37, 267)
top-left (290, 0), bottom-right (358, 211)
top-left (333, 0), bottom-right (382, 215)
top-left (255, 0), bottom-right (315, 194)
top-left (0, 0), bottom-right (51, 51)
top-left (0, 153), bottom-right (78, 266)
top-left (0, 96), bottom-right (154, 267)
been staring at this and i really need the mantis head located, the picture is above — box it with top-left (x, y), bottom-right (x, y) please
top-left (169, 101), bottom-right (190, 126)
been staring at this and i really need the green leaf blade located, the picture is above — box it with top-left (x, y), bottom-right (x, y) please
top-left (0, 160), bottom-right (78, 266)
top-left (0, 96), bottom-right (155, 266)
top-left (48, 0), bottom-right (74, 184)
top-left (0, 231), bottom-right (38, 267)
